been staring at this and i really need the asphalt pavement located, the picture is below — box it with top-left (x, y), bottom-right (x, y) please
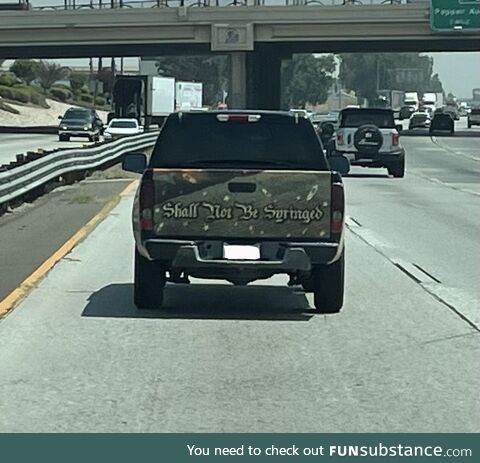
top-left (0, 133), bottom-right (93, 166)
top-left (0, 134), bottom-right (478, 432)
top-left (0, 178), bottom-right (132, 302)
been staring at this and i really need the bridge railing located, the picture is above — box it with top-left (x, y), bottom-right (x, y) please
top-left (32, 0), bottom-right (414, 11)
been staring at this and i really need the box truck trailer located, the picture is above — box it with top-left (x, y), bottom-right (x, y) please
top-left (110, 75), bottom-right (175, 128)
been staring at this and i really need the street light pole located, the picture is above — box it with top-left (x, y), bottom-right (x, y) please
top-left (376, 55), bottom-right (380, 93)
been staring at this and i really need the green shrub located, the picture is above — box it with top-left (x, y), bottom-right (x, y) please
top-left (95, 96), bottom-right (106, 106)
top-left (80, 87), bottom-right (90, 94)
top-left (11, 88), bottom-right (30, 103)
top-left (0, 73), bottom-right (16, 87)
top-left (52, 83), bottom-right (71, 91)
top-left (0, 85), bottom-right (30, 103)
top-left (0, 100), bottom-right (20, 114)
top-left (0, 85), bottom-right (14, 100)
top-left (12, 83), bottom-right (30, 90)
top-left (49, 87), bottom-right (72, 102)
top-left (80, 94), bottom-right (93, 103)
top-left (70, 72), bottom-right (87, 94)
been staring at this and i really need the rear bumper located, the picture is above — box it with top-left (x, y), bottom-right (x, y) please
top-left (172, 245), bottom-right (311, 271)
top-left (59, 130), bottom-right (97, 137)
top-left (142, 239), bottom-right (341, 271)
top-left (336, 148), bottom-right (404, 166)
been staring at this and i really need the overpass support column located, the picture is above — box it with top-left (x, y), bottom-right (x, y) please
top-left (246, 50), bottom-right (283, 110)
top-left (229, 52), bottom-right (247, 109)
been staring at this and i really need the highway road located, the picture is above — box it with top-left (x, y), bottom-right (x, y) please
top-left (0, 134), bottom-right (478, 432)
top-left (0, 133), bottom-right (93, 166)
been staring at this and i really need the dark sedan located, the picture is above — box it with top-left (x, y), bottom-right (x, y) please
top-left (429, 113), bottom-right (454, 135)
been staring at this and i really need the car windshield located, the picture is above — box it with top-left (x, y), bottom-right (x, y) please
top-left (340, 111), bottom-right (395, 128)
top-left (109, 121), bottom-right (137, 128)
top-left (150, 113), bottom-right (328, 170)
top-left (63, 110), bottom-right (91, 121)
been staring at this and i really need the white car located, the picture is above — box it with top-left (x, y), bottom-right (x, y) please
top-left (104, 119), bottom-right (143, 141)
top-left (331, 108), bottom-right (405, 178)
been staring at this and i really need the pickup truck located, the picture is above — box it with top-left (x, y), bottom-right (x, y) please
top-left (331, 108), bottom-right (405, 178)
top-left (123, 111), bottom-right (348, 313)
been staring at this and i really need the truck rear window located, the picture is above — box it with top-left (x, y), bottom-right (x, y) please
top-left (150, 113), bottom-right (328, 170)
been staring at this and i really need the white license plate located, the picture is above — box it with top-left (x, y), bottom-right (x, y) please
top-left (223, 245), bottom-right (260, 260)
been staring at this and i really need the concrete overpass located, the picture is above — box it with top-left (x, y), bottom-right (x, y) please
top-left (1, 1), bottom-right (479, 108)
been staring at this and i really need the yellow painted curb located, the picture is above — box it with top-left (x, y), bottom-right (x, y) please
top-left (0, 179), bottom-right (138, 319)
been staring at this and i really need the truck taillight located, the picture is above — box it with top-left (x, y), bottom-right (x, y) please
top-left (336, 132), bottom-right (344, 145)
top-left (331, 182), bottom-right (344, 236)
top-left (392, 132), bottom-right (400, 146)
top-left (139, 178), bottom-right (155, 231)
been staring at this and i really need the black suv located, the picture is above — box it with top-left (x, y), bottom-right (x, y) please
top-left (58, 108), bottom-right (103, 142)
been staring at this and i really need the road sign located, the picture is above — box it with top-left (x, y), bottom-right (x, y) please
top-left (430, 0), bottom-right (480, 32)
top-left (386, 68), bottom-right (426, 85)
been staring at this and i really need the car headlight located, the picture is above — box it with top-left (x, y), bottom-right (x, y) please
top-left (84, 124), bottom-right (92, 131)
top-left (104, 132), bottom-right (112, 138)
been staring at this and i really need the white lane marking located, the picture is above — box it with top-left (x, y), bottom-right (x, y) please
top-left (346, 218), bottom-right (480, 332)
top-left (430, 137), bottom-right (480, 162)
top-left (409, 173), bottom-right (480, 198)
top-left (391, 258), bottom-right (440, 285)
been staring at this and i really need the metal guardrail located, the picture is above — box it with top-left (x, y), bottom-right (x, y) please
top-left (31, 0), bottom-right (411, 10)
top-left (0, 131), bottom-right (157, 207)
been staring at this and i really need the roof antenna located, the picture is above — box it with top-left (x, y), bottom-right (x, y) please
top-left (294, 112), bottom-right (299, 124)
top-left (178, 111), bottom-right (183, 122)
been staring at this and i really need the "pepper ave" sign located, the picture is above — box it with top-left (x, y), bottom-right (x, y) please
top-left (430, 0), bottom-right (480, 31)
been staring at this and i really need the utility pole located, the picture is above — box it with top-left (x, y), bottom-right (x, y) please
top-left (338, 80), bottom-right (342, 110)
top-left (376, 55), bottom-right (380, 93)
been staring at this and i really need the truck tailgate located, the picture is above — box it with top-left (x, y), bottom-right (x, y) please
top-left (150, 169), bottom-right (332, 240)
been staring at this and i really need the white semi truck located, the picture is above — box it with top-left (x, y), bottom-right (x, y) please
top-left (422, 92), bottom-right (444, 114)
top-left (175, 82), bottom-right (203, 111)
top-left (404, 92), bottom-right (419, 111)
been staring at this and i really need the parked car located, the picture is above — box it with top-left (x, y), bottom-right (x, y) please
top-left (408, 112), bottom-right (431, 130)
top-left (58, 108), bottom-right (103, 142)
top-left (430, 113), bottom-right (454, 135)
top-left (103, 118), bottom-right (144, 141)
top-left (467, 108), bottom-right (480, 128)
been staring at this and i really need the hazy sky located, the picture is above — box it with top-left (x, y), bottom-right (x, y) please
top-left (429, 53), bottom-right (480, 99)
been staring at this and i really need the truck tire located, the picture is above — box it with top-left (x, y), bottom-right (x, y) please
top-left (134, 249), bottom-right (166, 309)
top-left (468, 121), bottom-right (472, 129)
top-left (304, 252), bottom-right (344, 314)
top-left (387, 156), bottom-right (405, 178)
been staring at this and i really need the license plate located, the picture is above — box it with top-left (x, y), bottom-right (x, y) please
top-left (223, 245), bottom-right (260, 260)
